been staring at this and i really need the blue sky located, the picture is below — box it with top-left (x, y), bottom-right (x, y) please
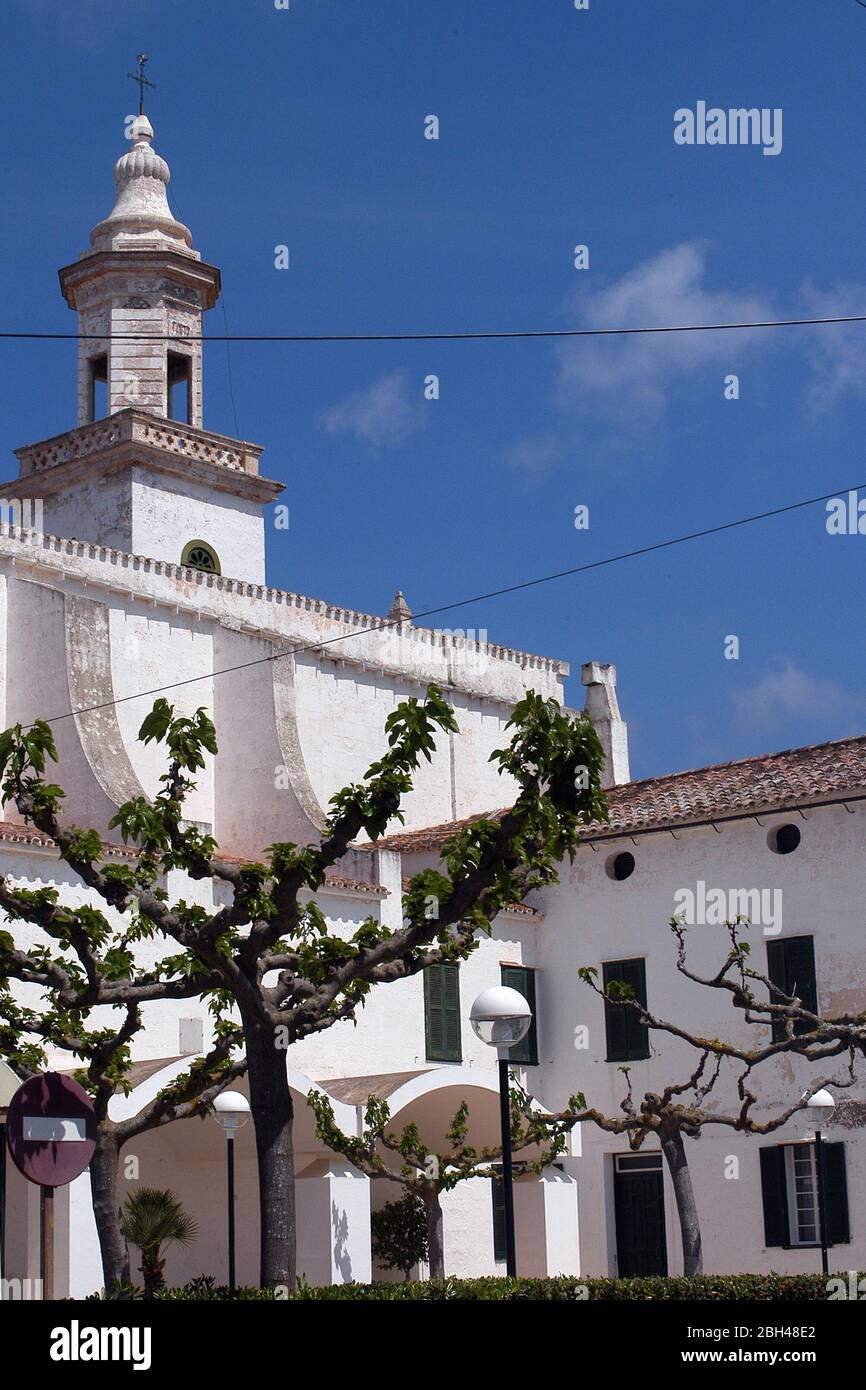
top-left (2, 0), bottom-right (866, 780)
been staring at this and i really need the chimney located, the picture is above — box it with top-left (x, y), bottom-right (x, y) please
top-left (581, 662), bottom-right (630, 788)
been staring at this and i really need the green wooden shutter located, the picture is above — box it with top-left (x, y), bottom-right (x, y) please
top-left (424, 964), bottom-right (461, 1062)
top-left (759, 1146), bottom-right (790, 1247)
top-left (767, 938), bottom-right (817, 1042)
top-left (823, 1142), bottom-right (850, 1245)
top-left (442, 963), bottom-right (461, 1060)
top-left (500, 965), bottom-right (538, 1065)
top-left (603, 959), bottom-right (649, 1061)
top-left (766, 941), bottom-right (786, 1044)
top-left (626, 960), bottom-right (649, 1059)
top-left (603, 961), bottom-right (628, 1061)
top-left (785, 936), bottom-right (818, 1023)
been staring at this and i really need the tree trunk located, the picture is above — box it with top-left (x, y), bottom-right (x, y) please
top-left (659, 1128), bottom-right (702, 1276)
top-left (245, 1020), bottom-right (296, 1290)
top-left (89, 1129), bottom-right (131, 1294)
top-left (422, 1189), bottom-right (445, 1279)
top-left (140, 1247), bottom-right (165, 1298)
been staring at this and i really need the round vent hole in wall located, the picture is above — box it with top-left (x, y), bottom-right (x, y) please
top-left (606, 851), bottom-right (635, 881)
top-left (768, 823), bottom-right (801, 855)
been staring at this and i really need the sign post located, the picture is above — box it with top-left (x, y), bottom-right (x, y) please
top-left (0, 1060), bottom-right (18, 1293)
top-left (5, 1073), bottom-right (97, 1300)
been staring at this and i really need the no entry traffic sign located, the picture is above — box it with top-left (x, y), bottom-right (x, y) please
top-left (6, 1072), bottom-right (97, 1187)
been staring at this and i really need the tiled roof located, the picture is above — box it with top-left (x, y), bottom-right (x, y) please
top-left (373, 733), bottom-right (866, 853)
top-left (0, 821), bottom-right (386, 897)
top-left (0, 820), bottom-right (139, 859)
top-left (399, 876), bottom-right (542, 922)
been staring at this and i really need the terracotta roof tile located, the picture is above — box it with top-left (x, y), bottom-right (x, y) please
top-left (372, 733), bottom-right (866, 853)
top-left (399, 876), bottom-right (542, 922)
top-left (0, 821), bottom-right (138, 858)
top-left (0, 822), bottom-right (386, 897)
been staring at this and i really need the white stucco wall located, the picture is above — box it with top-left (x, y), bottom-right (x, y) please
top-left (1, 509), bottom-right (863, 1289)
top-left (129, 470), bottom-right (266, 584)
top-left (0, 525), bottom-right (566, 849)
top-left (535, 802), bottom-right (866, 1276)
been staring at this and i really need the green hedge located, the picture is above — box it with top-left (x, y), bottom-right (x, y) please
top-left (102, 1272), bottom-right (856, 1301)
top-left (283, 1273), bottom-right (848, 1301)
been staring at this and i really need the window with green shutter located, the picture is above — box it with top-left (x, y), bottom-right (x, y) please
top-left (766, 937), bottom-right (818, 1043)
top-left (500, 965), bottom-right (538, 1066)
top-left (424, 963), bottom-right (462, 1062)
top-left (603, 959), bottom-right (649, 1062)
top-left (760, 1140), bottom-right (849, 1247)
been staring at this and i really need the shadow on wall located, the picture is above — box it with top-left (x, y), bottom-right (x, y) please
top-left (332, 1199), bottom-right (352, 1282)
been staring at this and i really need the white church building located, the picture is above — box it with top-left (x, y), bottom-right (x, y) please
top-left (0, 112), bottom-right (864, 1296)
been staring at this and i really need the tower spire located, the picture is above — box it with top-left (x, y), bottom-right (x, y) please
top-left (58, 103), bottom-right (220, 427)
top-left (88, 108), bottom-right (191, 255)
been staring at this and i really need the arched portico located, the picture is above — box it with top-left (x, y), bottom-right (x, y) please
top-left (58, 1057), bottom-right (578, 1295)
top-left (321, 1065), bottom-right (581, 1281)
top-left (102, 1058), bottom-right (365, 1291)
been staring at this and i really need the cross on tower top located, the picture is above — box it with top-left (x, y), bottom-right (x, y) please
top-left (127, 54), bottom-right (156, 116)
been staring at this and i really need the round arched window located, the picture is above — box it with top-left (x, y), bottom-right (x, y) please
top-left (181, 540), bottom-right (221, 575)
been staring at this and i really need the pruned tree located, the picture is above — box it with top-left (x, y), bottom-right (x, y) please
top-left (308, 1086), bottom-right (570, 1278)
top-left (0, 973), bottom-right (244, 1291)
top-left (529, 918), bottom-right (863, 1276)
top-left (0, 684), bottom-right (607, 1288)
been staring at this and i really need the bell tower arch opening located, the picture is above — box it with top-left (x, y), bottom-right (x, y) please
top-left (167, 350), bottom-right (192, 423)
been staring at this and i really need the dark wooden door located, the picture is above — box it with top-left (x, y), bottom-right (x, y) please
top-left (614, 1163), bottom-right (668, 1276)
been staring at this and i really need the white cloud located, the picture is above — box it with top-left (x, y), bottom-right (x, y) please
top-left (503, 434), bottom-right (562, 478)
top-left (800, 278), bottom-right (866, 414)
top-left (320, 369), bottom-right (425, 447)
top-left (731, 658), bottom-right (866, 729)
top-left (556, 242), bottom-right (773, 420)
top-left (553, 243), bottom-right (866, 427)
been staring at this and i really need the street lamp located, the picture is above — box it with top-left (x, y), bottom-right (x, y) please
top-left (805, 1087), bottom-right (835, 1276)
top-left (471, 985), bottom-right (532, 1278)
top-left (212, 1091), bottom-right (250, 1291)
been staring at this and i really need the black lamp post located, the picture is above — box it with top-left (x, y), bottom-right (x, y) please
top-left (213, 1091), bottom-right (250, 1292)
top-left (470, 986), bottom-right (532, 1278)
top-left (806, 1087), bottom-right (835, 1277)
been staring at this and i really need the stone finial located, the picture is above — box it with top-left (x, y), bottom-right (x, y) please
top-left (127, 114), bottom-right (155, 146)
top-left (388, 590), bottom-right (412, 624)
top-left (581, 661), bottom-right (630, 787)
top-left (89, 114), bottom-right (192, 253)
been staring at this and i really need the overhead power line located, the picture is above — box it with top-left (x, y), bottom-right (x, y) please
top-left (1, 311), bottom-right (866, 345)
top-left (39, 478), bottom-right (861, 728)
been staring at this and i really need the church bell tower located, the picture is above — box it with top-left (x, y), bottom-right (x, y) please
top-left (59, 112), bottom-right (218, 429)
top-left (7, 82), bottom-right (283, 585)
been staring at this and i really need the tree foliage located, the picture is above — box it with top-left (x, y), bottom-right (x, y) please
top-left (0, 683), bottom-right (608, 1286)
top-left (122, 1187), bottom-right (199, 1296)
top-left (371, 1193), bottom-right (429, 1277)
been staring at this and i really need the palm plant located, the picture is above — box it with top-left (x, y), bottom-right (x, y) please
top-left (121, 1188), bottom-right (199, 1296)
